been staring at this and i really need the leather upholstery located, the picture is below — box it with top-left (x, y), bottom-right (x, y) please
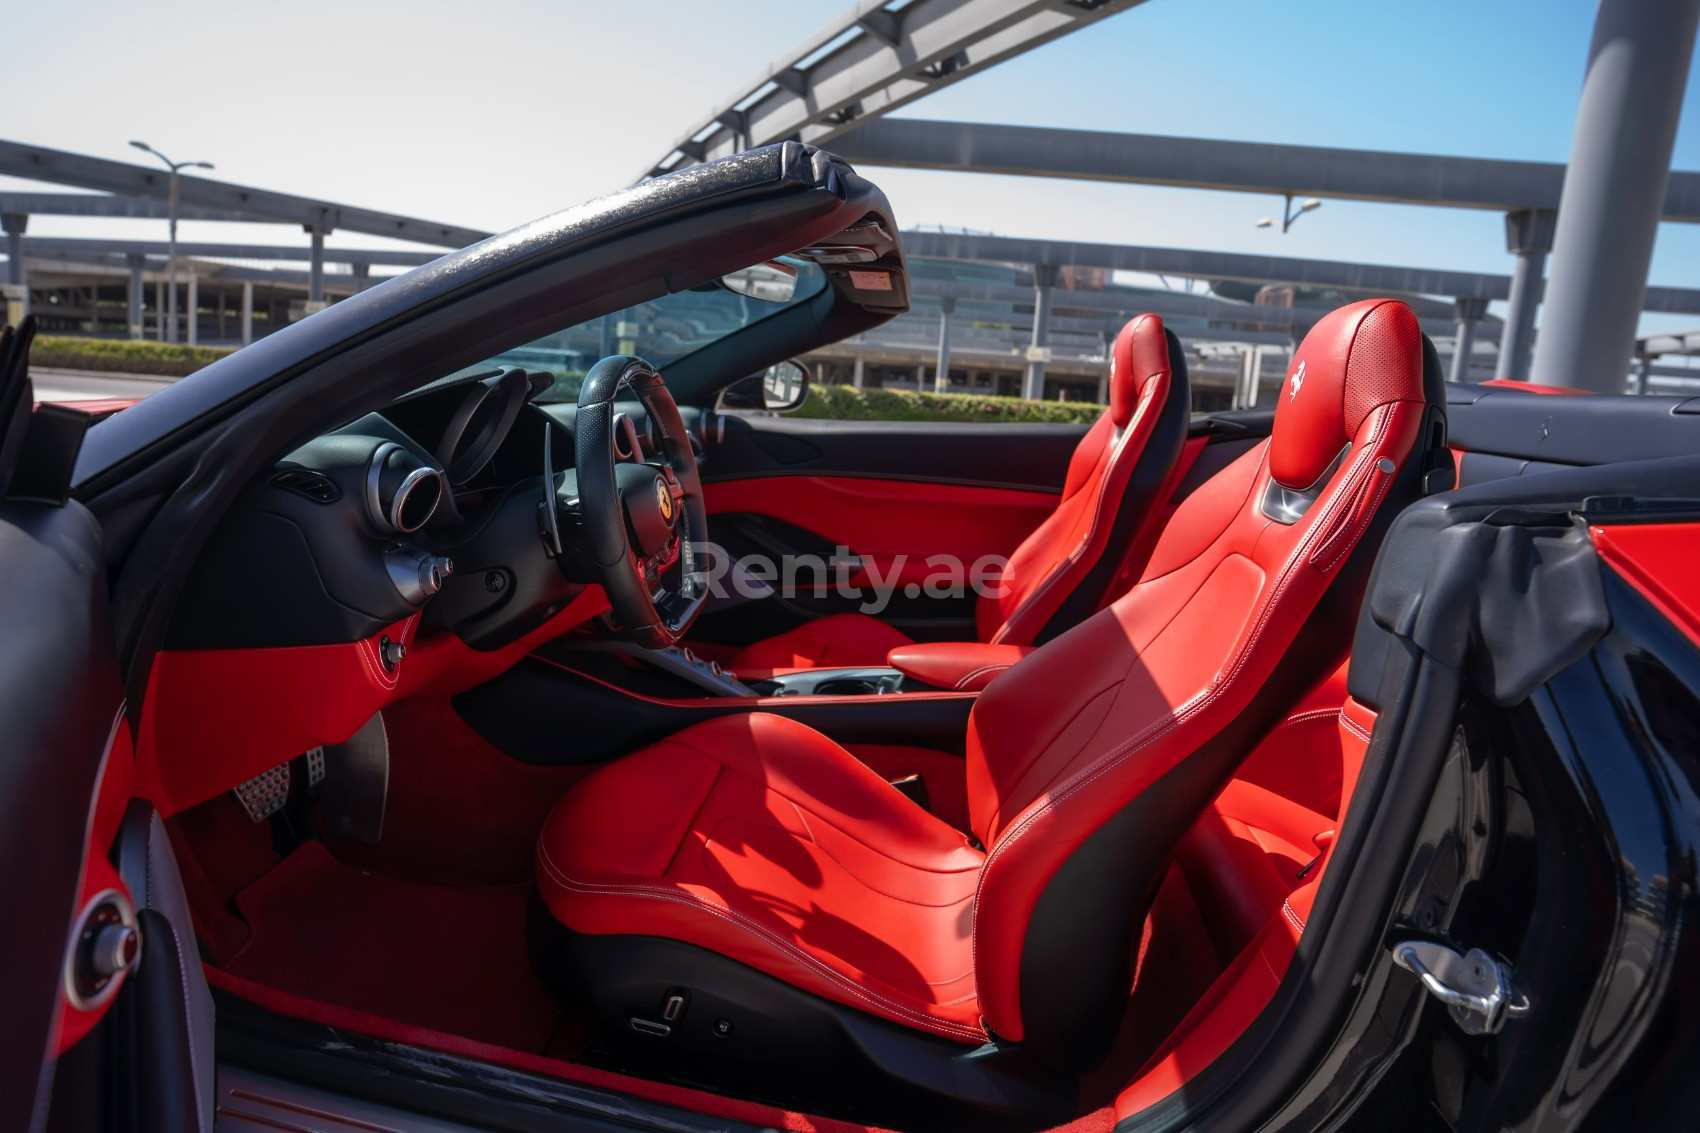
top-left (538, 299), bottom-right (1436, 1069)
top-left (886, 642), bottom-right (1034, 691)
top-left (724, 314), bottom-right (1188, 677)
top-left (536, 712), bottom-right (986, 1042)
top-left (968, 299), bottom-right (1427, 1046)
top-left (721, 612), bottom-right (915, 680)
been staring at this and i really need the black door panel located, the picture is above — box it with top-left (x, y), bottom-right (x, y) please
top-left (0, 499), bottom-right (122, 1132)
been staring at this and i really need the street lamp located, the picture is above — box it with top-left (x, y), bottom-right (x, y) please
top-left (129, 141), bottom-right (214, 343)
top-left (1255, 194), bottom-right (1323, 234)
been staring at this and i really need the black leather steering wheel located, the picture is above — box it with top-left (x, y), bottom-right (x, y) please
top-left (573, 354), bottom-right (709, 648)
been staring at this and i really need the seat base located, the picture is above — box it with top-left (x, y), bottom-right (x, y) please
top-left (526, 900), bottom-right (1077, 1132)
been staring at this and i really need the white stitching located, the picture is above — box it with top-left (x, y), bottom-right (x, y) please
top-left (953, 664), bottom-right (1012, 690)
top-left (992, 376), bottom-right (1160, 646)
top-left (536, 842), bottom-right (985, 1041)
top-left (1281, 899), bottom-right (1306, 934)
top-left (971, 405), bottom-right (1413, 1020)
top-left (1340, 713), bottom-right (1374, 743)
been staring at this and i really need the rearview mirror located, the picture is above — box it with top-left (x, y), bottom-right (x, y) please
top-left (721, 360), bottom-right (811, 414)
top-left (720, 260), bottom-right (799, 304)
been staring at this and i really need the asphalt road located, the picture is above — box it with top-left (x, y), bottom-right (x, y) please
top-left (30, 367), bottom-right (177, 404)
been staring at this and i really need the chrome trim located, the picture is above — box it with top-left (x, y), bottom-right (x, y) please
top-left (64, 887), bottom-right (139, 1013)
top-left (613, 412), bottom-right (642, 461)
top-left (389, 465), bottom-right (443, 533)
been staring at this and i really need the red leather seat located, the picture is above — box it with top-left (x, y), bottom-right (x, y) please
top-left (535, 300), bottom-right (1444, 1099)
top-left (722, 314), bottom-right (1190, 678)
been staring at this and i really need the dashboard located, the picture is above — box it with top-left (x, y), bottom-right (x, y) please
top-left (165, 366), bottom-right (722, 657)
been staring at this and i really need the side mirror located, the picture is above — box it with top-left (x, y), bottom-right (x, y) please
top-left (721, 360), bottom-right (811, 414)
top-left (719, 261), bottom-right (799, 304)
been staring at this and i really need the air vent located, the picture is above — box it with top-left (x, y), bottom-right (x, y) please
top-left (271, 469), bottom-right (341, 504)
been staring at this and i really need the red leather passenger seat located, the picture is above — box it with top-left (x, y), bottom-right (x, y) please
top-left (533, 300), bottom-right (1445, 1107)
top-left (721, 313), bottom-right (1191, 678)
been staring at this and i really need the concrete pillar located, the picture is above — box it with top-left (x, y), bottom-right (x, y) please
top-left (1449, 297), bottom-right (1490, 383)
top-left (306, 225), bottom-right (326, 307)
top-left (185, 274), bottom-right (199, 346)
top-left (3, 214), bottom-right (24, 285)
top-left (241, 281), bottom-right (254, 346)
top-left (1533, 0), bottom-right (1700, 391)
top-left (934, 297), bottom-right (955, 393)
top-left (915, 363), bottom-right (927, 388)
top-left (1495, 208), bottom-right (1556, 382)
top-left (852, 354), bottom-right (866, 389)
top-left (352, 263), bottom-right (371, 293)
top-left (1022, 264), bottom-right (1058, 401)
top-left (154, 279), bottom-right (165, 341)
top-left (1234, 346), bottom-right (1260, 410)
top-left (3, 212), bottom-right (27, 321)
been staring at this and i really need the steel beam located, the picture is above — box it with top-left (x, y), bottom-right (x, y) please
top-left (18, 236), bottom-right (439, 267)
top-left (643, 0), bottom-right (1148, 180)
top-left (832, 119), bottom-right (1700, 221)
top-left (1534, 0), bottom-right (1700, 391)
top-left (0, 191), bottom-right (267, 223)
top-left (0, 141), bottom-right (491, 248)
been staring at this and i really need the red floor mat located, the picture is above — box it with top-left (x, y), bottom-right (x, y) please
top-left (226, 842), bottom-right (566, 1053)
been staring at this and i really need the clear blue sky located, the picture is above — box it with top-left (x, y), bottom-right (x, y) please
top-left (4, 0), bottom-right (1697, 333)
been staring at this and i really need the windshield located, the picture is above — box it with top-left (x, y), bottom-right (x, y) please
top-left (454, 258), bottom-right (827, 402)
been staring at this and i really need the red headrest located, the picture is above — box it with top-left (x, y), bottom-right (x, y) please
top-left (1109, 313), bottom-right (1170, 429)
top-left (1270, 299), bottom-right (1425, 489)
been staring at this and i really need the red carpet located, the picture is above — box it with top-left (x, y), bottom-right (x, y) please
top-left (226, 842), bottom-right (566, 1054)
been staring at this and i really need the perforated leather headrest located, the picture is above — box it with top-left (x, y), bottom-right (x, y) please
top-left (1270, 299), bottom-right (1426, 489)
top-left (1109, 313), bottom-right (1171, 429)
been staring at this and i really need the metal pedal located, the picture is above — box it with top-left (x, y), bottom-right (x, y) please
top-left (305, 746), bottom-right (326, 788)
top-left (232, 763), bottom-right (291, 823)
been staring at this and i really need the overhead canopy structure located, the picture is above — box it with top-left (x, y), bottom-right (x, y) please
top-left (0, 141), bottom-right (492, 247)
top-left (830, 119), bottom-right (1700, 221)
top-left (19, 237), bottom-right (442, 268)
top-left (900, 229), bottom-right (1700, 315)
top-left (0, 192), bottom-right (259, 224)
top-left (640, 0), bottom-right (1149, 181)
top-left (909, 278), bottom-right (1499, 341)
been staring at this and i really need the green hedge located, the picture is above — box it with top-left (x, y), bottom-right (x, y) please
top-left (793, 383), bottom-right (1102, 424)
top-left (31, 336), bottom-right (236, 377)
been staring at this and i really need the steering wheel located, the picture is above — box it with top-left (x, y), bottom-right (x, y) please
top-left (572, 355), bottom-right (710, 649)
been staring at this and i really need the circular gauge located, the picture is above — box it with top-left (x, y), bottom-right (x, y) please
top-left (367, 443), bottom-right (445, 534)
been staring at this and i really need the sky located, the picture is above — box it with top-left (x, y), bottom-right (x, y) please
top-left (5, 0), bottom-right (1699, 335)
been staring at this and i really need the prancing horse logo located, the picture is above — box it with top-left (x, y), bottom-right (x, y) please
top-left (1289, 360), bottom-right (1306, 402)
top-left (656, 478), bottom-right (674, 522)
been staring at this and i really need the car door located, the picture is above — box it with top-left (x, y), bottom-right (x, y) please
top-left (0, 320), bottom-right (209, 1133)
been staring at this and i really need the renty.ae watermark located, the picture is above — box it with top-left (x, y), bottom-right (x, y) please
top-left (691, 543), bottom-right (1010, 616)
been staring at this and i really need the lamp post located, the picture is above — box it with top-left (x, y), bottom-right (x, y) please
top-left (129, 141), bottom-right (214, 343)
top-left (1255, 195), bottom-right (1323, 234)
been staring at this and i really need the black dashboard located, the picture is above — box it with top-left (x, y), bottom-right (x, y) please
top-left (165, 367), bottom-right (722, 654)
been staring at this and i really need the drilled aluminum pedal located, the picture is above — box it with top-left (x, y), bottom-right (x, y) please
top-left (305, 746), bottom-right (326, 788)
top-left (232, 763), bottom-right (291, 823)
